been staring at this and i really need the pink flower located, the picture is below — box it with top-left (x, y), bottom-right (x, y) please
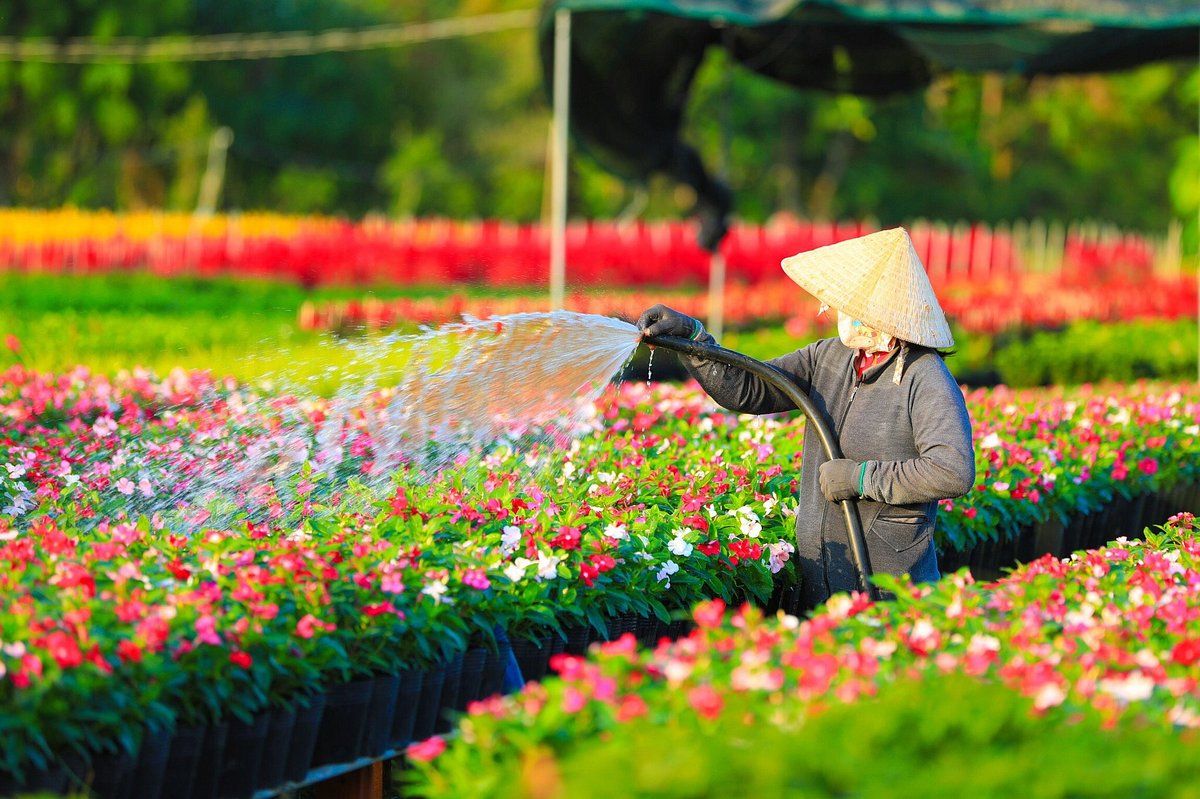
top-left (1138, 457), bottom-right (1158, 476)
top-left (688, 685), bottom-right (724, 719)
top-left (406, 736), bottom-right (447, 762)
top-left (295, 611), bottom-right (324, 638)
top-left (195, 614), bottom-right (222, 646)
top-left (462, 569), bottom-right (491, 591)
top-left (116, 478), bottom-right (135, 496)
top-left (693, 598), bottom-right (726, 629)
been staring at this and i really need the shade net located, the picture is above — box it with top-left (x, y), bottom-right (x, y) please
top-left (538, 0), bottom-right (1198, 248)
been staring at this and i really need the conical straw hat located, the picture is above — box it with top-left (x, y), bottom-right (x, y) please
top-left (780, 227), bottom-right (954, 349)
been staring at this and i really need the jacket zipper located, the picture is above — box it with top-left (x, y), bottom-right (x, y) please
top-left (838, 377), bottom-right (862, 437)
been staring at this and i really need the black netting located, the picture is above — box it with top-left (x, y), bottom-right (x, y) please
top-left (538, 0), bottom-right (1198, 249)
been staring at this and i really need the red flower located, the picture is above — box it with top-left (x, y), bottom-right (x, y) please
top-left (229, 650), bottom-right (253, 669)
top-left (1138, 457), bottom-right (1158, 476)
top-left (4, 334), bottom-right (20, 354)
top-left (589, 554), bottom-right (616, 574)
top-left (117, 640), bottom-right (144, 664)
top-left (550, 525), bottom-right (582, 551)
top-left (1171, 638), bottom-right (1200, 667)
top-left (43, 630), bottom-right (82, 669)
top-left (579, 562), bottom-right (599, 587)
top-left (697, 540), bottom-right (721, 557)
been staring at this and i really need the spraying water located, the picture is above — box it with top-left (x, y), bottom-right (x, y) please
top-left (120, 311), bottom-right (642, 530)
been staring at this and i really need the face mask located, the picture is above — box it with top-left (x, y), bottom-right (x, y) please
top-left (837, 311), bottom-right (894, 353)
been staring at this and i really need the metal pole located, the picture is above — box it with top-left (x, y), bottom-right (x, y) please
top-left (707, 251), bottom-right (726, 341)
top-left (643, 333), bottom-right (877, 600)
top-left (706, 32), bottom-right (733, 340)
top-left (549, 9), bottom-right (571, 310)
top-left (196, 126), bottom-right (233, 219)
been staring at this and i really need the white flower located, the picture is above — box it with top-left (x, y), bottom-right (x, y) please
top-left (967, 634), bottom-right (1001, 654)
top-left (992, 481), bottom-right (1010, 492)
top-left (729, 506), bottom-right (762, 538)
top-left (536, 553), bottom-right (561, 581)
top-left (656, 560), bottom-right (679, 583)
top-left (501, 525), bottom-right (522, 554)
top-left (603, 523), bottom-right (628, 540)
top-left (1033, 682), bottom-right (1066, 710)
top-left (1186, 425), bottom-right (1200, 436)
top-left (595, 471), bottom-right (616, 485)
top-left (668, 531), bottom-right (693, 557)
top-left (421, 579), bottom-right (449, 602)
top-left (504, 558), bottom-right (533, 583)
top-left (1099, 673), bottom-right (1156, 704)
top-left (762, 497), bottom-right (778, 516)
top-left (3, 463), bottom-right (25, 479)
top-left (979, 432), bottom-right (1003, 449)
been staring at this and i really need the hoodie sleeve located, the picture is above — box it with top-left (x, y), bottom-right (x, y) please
top-left (680, 332), bottom-right (820, 415)
top-left (860, 356), bottom-right (976, 504)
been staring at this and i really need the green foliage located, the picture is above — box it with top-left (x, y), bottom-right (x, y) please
top-left (536, 675), bottom-right (1200, 799)
top-left (994, 319), bottom-right (1199, 387)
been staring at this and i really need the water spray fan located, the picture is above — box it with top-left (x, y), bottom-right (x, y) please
top-left (641, 333), bottom-right (877, 602)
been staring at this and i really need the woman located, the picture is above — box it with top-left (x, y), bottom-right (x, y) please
top-left (637, 228), bottom-right (975, 609)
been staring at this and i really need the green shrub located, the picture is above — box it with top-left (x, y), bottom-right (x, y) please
top-left (994, 319), bottom-right (1198, 386)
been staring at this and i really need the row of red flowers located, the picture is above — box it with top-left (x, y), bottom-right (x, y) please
top-left (298, 274), bottom-right (1197, 335)
top-left (0, 209), bottom-right (1162, 287)
top-left (406, 515), bottom-right (1200, 797)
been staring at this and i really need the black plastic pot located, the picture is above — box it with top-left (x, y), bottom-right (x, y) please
top-left (218, 710), bottom-right (270, 798)
top-left (362, 673), bottom-right (402, 758)
top-left (190, 721), bottom-right (229, 799)
top-left (161, 723), bottom-right (206, 799)
top-left (457, 648), bottom-right (487, 711)
top-left (389, 669), bottom-right (424, 750)
top-left (433, 653), bottom-right (465, 735)
top-left (282, 693), bottom-right (326, 784)
top-left (561, 624), bottom-right (591, 656)
top-left (480, 638), bottom-right (512, 698)
top-left (255, 705), bottom-right (296, 793)
top-left (129, 725), bottom-right (171, 799)
top-left (89, 742), bottom-right (138, 799)
top-left (666, 619), bottom-right (693, 641)
top-left (511, 634), bottom-right (553, 683)
top-left (411, 664), bottom-right (447, 742)
top-left (310, 677), bottom-right (374, 767)
top-left (634, 615), bottom-right (664, 648)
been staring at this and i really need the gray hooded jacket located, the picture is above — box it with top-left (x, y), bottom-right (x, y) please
top-left (683, 335), bottom-right (975, 608)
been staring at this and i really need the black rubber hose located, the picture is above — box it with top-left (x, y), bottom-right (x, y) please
top-left (642, 334), bottom-right (877, 600)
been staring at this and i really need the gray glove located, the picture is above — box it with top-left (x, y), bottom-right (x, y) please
top-left (637, 304), bottom-right (702, 341)
top-left (819, 459), bottom-right (862, 502)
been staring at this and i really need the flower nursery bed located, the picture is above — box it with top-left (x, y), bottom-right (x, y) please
top-left (0, 368), bottom-right (1198, 794)
top-left (405, 515), bottom-right (1200, 798)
